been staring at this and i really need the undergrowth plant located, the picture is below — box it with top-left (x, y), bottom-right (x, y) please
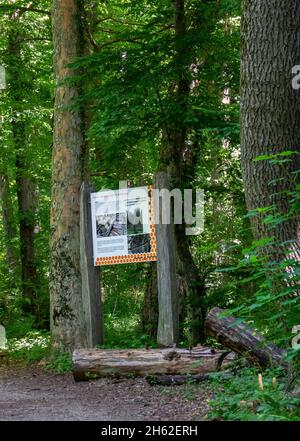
top-left (45, 350), bottom-right (73, 373)
top-left (219, 154), bottom-right (300, 360)
top-left (209, 154), bottom-right (300, 421)
top-left (2, 331), bottom-right (72, 373)
top-left (209, 367), bottom-right (300, 421)
top-left (5, 331), bottom-right (50, 363)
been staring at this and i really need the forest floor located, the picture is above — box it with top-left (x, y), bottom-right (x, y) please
top-left (0, 362), bottom-right (212, 421)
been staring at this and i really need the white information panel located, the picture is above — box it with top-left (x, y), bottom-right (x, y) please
top-left (91, 186), bottom-right (157, 266)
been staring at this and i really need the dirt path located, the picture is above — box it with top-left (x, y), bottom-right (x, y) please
top-left (0, 364), bottom-right (212, 421)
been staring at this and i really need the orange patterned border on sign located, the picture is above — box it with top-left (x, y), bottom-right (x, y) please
top-left (95, 185), bottom-right (157, 266)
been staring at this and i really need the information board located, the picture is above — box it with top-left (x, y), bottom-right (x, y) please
top-left (91, 185), bottom-right (157, 266)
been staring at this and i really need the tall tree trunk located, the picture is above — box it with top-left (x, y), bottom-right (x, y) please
top-left (0, 173), bottom-right (19, 270)
top-left (15, 164), bottom-right (38, 313)
top-left (142, 263), bottom-right (158, 339)
top-left (240, 0), bottom-right (300, 260)
top-left (164, 0), bottom-right (206, 344)
top-left (132, 0), bottom-right (206, 345)
top-left (8, 28), bottom-right (38, 314)
top-left (50, 0), bottom-right (87, 350)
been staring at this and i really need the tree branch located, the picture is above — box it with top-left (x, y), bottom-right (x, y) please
top-left (20, 37), bottom-right (51, 43)
top-left (97, 27), bottom-right (121, 35)
top-left (81, 11), bottom-right (101, 52)
top-left (0, 5), bottom-right (50, 16)
top-left (93, 38), bottom-right (142, 52)
top-left (90, 172), bottom-right (109, 177)
top-left (94, 16), bottom-right (145, 27)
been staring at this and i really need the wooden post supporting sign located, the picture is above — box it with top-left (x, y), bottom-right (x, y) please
top-left (80, 182), bottom-right (104, 346)
top-left (155, 171), bottom-right (179, 347)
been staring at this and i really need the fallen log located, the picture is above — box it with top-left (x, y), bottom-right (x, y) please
top-left (72, 347), bottom-right (234, 381)
top-left (205, 307), bottom-right (286, 369)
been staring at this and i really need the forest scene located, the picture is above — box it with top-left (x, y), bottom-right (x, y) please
top-left (0, 0), bottom-right (300, 425)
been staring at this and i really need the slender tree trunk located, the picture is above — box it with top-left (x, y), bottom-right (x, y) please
top-left (240, 0), bottom-right (300, 260)
top-left (50, 0), bottom-right (87, 350)
top-left (15, 165), bottom-right (38, 312)
top-left (8, 29), bottom-right (38, 314)
top-left (0, 173), bottom-right (19, 270)
top-left (142, 263), bottom-right (158, 339)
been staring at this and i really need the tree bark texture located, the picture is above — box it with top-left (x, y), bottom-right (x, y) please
top-left (50, 0), bottom-right (87, 350)
top-left (240, 0), bottom-right (300, 260)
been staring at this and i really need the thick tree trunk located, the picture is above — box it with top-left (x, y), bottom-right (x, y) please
top-left (72, 346), bottom-right (231, 381)
top-left (240, 0), bottom-right (300, 260)
top-left (50, 0), bottom-right (87, 350)
top-left (205, 307), bottom-right (286, 368)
